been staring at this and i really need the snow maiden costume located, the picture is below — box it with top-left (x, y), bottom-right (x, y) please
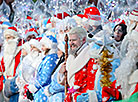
top-left (115, 8), bottom-right (138, 99)
top-left (27, 35), bottom-right (58, 102)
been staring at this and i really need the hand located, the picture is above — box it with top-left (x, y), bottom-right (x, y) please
top-left (59, 62), bottom-right (66, 73)
top-left (102, 86), bottom-right (121, 100)
top-left (26, 90), bottom-right (34, 101)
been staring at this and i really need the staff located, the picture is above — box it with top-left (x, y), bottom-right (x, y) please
top-left (64, 34), bottom-right (68, 95)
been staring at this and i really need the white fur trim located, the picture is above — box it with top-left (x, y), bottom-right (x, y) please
top-left (15, 77), bottom-right (21, 88)
top-left (57, 43), bottom-right (65, 53)
top-left (94, 67), bottom-right (101, 90)
top-left (45, 30), bottom-right (55, 36)
top-left (44, 85), bottom-right (51, 97)
top-left (72, 15), bottom-right (82, 25)
top-left (66, 45), bottom-right (100, 85)
top-left (28, 84), bottom-right (38, 93)
top-left (25, 31), bottom-right (37, 39)
top-left (29, 39), bottom-right (42, 51)
top-left (50, 17), bottom-right (59, 22)
top-left (129, 70), bottom-right (138, 84)
top-left (4, 29), bottom-right (18, 38)
top-left (127, 84), bottom-right (137, 98)
top-left (57, 72), bottom-right (65, 85)
top-left (88, 90), bottom-right (98, 102)
top-left (129, 14), bottom-right (138, 22)
top-left (46, 23), bottom-right (52, 29)
top-left (1, 24), bottom-right (9, 29)
top-left (88, 19), bottom-right (101, 26)
top-left (130, 30), bottom-right (138, 43)
top-left (40, 36), bottom-right (57, 49)
top-left (4, 46), bottom-right (21, 78)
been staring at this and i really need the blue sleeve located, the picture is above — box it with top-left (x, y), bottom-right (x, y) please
top-left (4, 76), bottom-right (19, 98)
top-left (110, 58), bottom-right (120, 81)
top-left (10, 76), bottom-right (19, 93)
top-left (35, 56), bottom-right (57, 89)
top-left (48, 72), bottom-right (65, 95)
top-left (96, 91), bottom-right (116, 102)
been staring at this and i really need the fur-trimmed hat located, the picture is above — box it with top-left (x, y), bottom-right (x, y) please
top-left (4, 26), bottom-right (19, 38)
top-left (72, 14), bottom-right (84, 26)
top-left (29, 39), bottom-right (42, 51)
top-left (129, 8), bottom-right (138, 22)
top-left (40, 35), bottom-right (57, 49)
top-left (25, 28), bottom-right (38, 39)
top-left (57, 42), bottom-right (65, 53)
top-left (83, 7), bottom-right (101, 26)
top-left (54, 12), bottom-right (70, 19)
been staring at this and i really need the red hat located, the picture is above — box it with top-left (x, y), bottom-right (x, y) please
top-left (26, 16), bottom-right (33, 20)
top-left (35, 37), bottom-right (42, 41)
top-left (46, 18), bottom-right (52, 29)
top-left (47, 18), bottom-right (51, 24)
top-left (4, 26), bottom-right (19, 38)
top-left (84, 7), bottom-right (100, 16)
top-left (84, 7), bottom-right (101, 26)
top-left (120, 20), bottom-right (126, 25)
top-left (25, 28), bottom-right (38, 39)
top-left (129, 8), bottom-right (138, 22)
top-left (77, 14), bottom-right (85, 18)
top-left (113, 18), bottom-right (126, 25)
top-left (54, 12), bottom-right (70, 19)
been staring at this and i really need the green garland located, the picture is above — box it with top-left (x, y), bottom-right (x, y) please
top-left (115, 92), bottom-right (138, 102)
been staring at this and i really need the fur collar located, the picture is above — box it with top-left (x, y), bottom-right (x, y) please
top-left (66, 44), bottom-right (100, 85)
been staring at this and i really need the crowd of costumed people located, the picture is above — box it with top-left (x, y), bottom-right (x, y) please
top-left (0, 0), bottom-right (138, 102)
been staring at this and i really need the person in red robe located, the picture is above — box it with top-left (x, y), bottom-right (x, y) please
top-left (0, 26), bottom-right (23, 101)
top-left (58, 27), bottom-right (100, 102)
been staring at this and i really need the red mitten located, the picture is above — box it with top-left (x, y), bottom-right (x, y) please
top-left (102, 86), bottom-right (120, 101)
top-left (64, 93), bottom-right (72, 102)
top-left (23, 84), bottom-right (29, 98)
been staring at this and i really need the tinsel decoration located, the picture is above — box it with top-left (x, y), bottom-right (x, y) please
top-left (99, 48), bottom-right (113, 87)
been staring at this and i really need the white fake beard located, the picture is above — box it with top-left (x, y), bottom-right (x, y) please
top-left (29, 50), bottom-right (39, 60)
top-left (3, 39), bottom-right (18, 69)
top-left (69, 48), bottom-right (79, 56)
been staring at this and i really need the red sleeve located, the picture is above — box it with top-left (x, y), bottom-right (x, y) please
top-left (0, 57), bottom-right (5, 73)
top-left (13, 50), bottom-right (21, 76)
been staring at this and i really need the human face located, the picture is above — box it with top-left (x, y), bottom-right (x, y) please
top-left (57, 48), bottom-right (63, 58)
top-left (51, 21), bottom-right (56, 28)
top-left (22, 48), bottom-right (28, 56)
top-left (41, 44), bottom-right (50, 55)
top-left (69, 34), bottom-right (82, 51)
top-left (5, 35), bottom-right (15, 42)
top-left (26, 34), bottom-right (36, 41)
top-left (30, 45), bottom-right (40, 52)
top-left (41, 44), bottom-right (47, 52)
top-left (114, 25), bottom-right (123, 42)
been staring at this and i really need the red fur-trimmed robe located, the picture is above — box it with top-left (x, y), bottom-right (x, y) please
top-left (64, 44), bottom-right (100, 102)
top-left (0, 40), bottom-right (23, 92)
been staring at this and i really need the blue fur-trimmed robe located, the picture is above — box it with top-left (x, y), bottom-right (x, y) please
top-left (32, 53), bottom-right (58, 102)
